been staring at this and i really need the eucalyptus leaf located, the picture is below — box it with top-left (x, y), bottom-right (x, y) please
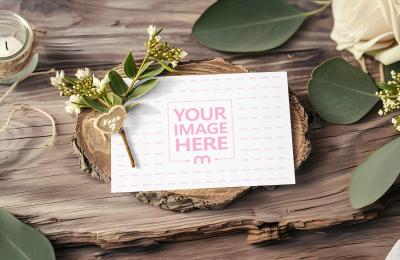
top-left (139, 66), bottom-right (165, 79)
top-left (384, 61), bottom-right (400, 82)
top-left (192, 0), bottom-right (314, 52)
top-left (108, 70), bottom-right (128, 97)
top-left (349, 137), bottom-right (400, 208)
top-left (308, 57), bottom-right (379, 124)
top-left (0, 208), bottom-right (55, 260)
top-left (124, 51), bottom-right (137, 79)
top-left (82, 97), bottom-right (109, 113)
top-left (126, 79), bottom-right (158, 101)
top-left (106, 92), bottom-right (122, 106)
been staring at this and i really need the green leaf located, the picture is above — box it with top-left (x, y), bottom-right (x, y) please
top-left (0, 208), bottom-right (56, 260)
top-left (349, 137), bottom-right (400, 208)
top-left (383, 61), bottom-right (400, 82)
top-left (125, 102), bottom-right (139, 112)
top-left (155, 27), bottom-right (163, 36)
top-left (124, 51), bottom-right (137, 79)
top-left (126, 79), bottom-right (159, 101)
top-left (192, 0), bottom-right (310, 52)
top-left (108, 70), bottom-right (128, 97)
top-left (139, 66), bottom-right (165, 79)
top-left (137, 61), bottom-right (154, 76)
top-left (106, 92), bottom-right (122, 106)
top-left (158, 61), bottom-right (176, 72)
top-left (308, 57), bottom-right (379, 124)
top-left (376, 82), bottom-right (398, 92)
top-left (81, 97), bottom-right (109, 113)
top-left (63, 75), bottom-right (77, 85)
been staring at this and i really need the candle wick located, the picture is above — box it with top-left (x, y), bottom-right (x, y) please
top-left (5, 41), bottom-right (8, 51)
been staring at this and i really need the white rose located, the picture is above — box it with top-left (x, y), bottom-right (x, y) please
top-left (331, 0), bottom-right (400, 65)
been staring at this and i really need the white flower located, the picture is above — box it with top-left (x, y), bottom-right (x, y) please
top-left (179, 50), bottom-right (188, 59)
top-left (65, 95), bottom-right (81, 115)
top-left (93, 76), bottom-right (101, 88)
top-left (93, 74), bottom-right (109, 92)
top-left (170, 61), bottom-right (178, 68)
top-left (331, 0), bottom-right (400, 65)
top-left (75, 68), bottom-right (90, 79)
top-left (50, 70), bottom-right (65, 87)
top-left (392, 116), bottom-right (400, 131)
top-left (70, 94), bottom-right (81, 104)
top-left (147, 25), bottom-right (156, 37)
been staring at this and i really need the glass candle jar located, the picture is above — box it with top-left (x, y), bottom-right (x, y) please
top-left (0, 11), bottom-right (38, 85)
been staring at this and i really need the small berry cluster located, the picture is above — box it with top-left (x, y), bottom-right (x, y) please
top-left (377, 70), bottom-right (400, 131)
top-left (145, 25), bottom-right (187, 67)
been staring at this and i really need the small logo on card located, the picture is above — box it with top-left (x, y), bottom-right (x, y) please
top-left (168, 100), bottom-right (234, 164)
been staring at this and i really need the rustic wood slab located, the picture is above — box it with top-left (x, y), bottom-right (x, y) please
top-left (1, 0), bottom-right (399, 258)
top-left (56, 191), bottom-right (400, 259)
top-left (72, 58), bottom-right (311, 212)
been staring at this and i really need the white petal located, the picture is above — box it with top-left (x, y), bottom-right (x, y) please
top-left (179, 50), bottom-right (188, 59)
top-left (74, 106), bottom-right (81, 115)
top-left (70, 95), bottom-right (81, 103)
top-left (50, 77), bottom-right (58, 87)
top-left (65, 101), bottom-right (75, 114)
top-left (75, 68), bottom-right (90, 79)
top-left (93, 76), bottom-right (101, 88)
top-left (147, 25), bottom-right (156, 36)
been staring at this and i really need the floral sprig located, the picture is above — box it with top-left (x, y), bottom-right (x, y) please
top-left (146, 25), bottom-right (187, 68)
top-left (50, 25), bottom-right (187, 115)
top-left (376, 70), bottom-right (400, 131)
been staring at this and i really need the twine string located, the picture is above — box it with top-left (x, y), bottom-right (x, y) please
top-left (0, 104), bottom-right (56, 147)
top-left (0, 69), bottom-right (57, 147)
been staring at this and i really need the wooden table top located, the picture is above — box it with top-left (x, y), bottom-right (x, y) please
top-left (1, 1), bottom-right (399, 259)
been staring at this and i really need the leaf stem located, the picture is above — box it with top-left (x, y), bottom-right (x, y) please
top-left (119, 127), bottom-right (136, 168)
top-left (304, 0), bottom-right (331, 17)
top-left (123, 53), bottom-right (150, 101)
top-left (97, 97), bottom-right (111, 108)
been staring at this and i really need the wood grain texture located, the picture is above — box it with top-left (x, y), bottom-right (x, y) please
top-left (55, 193), bottom-right (400, 259)
top-left (73, 58), bottom-right (311, 212)
top-left (0, 0), bottom-right (398, 259)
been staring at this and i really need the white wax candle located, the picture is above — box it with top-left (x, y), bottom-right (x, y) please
top-left (0, 36), bottom-right (23, 57)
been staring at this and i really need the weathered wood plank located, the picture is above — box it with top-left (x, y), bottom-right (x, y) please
top-left (1, 0), bottom-right (334, 68)
top-left (56, 197), bottom-right (400, 259)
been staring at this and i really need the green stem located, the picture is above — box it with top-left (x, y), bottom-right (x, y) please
top-left (123, 53), bottom-right (150, 101)
top-left (304, 0), bottom-right (331, 17)
top-left (97, 97), bottom-right (111, 108)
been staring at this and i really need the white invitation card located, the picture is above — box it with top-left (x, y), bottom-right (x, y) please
top-left (111, 72), bottom-right (295, 192)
